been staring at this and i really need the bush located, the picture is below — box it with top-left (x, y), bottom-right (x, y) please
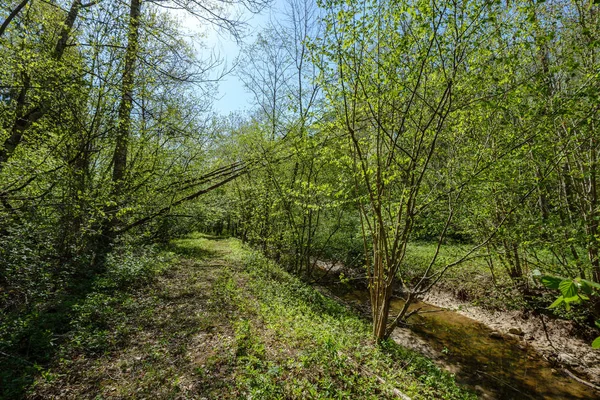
top-left (94, 244), bottom-right (170, 291)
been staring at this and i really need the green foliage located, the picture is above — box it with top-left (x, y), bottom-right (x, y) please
top-left (541, 276), bottom-right (562, 290)
top-left (211, 268), bottom-right (240, 310)
top-left (0, 221), bottom-right (60, 313)
top-left (9, 233), bottom-right (474, 399)
top-left (0, 242), bottom-right (169, 398)
top-left (0, 0), bottom-right (238, 324)
top-left (238, 241), bottom-right (475, 399)
top-left (539, 273), bottom-right (600, 347)
top-left (70, 292), bottom-right (129, 353)
top-left (2, 0), bottom-right (600, 395)
top-left (95, 245), bottom-right (170, 291)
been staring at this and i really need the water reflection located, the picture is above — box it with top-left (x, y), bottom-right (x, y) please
top-left (341, 290), bottom-right (597, 400)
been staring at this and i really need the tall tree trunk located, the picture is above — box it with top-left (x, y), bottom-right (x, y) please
top-left (112, 0), bottom-right (141, 191)
top-left (59, 131), bottom-right (92, 260)
top-left (587, 142), bottom-right (600, 282)
top-left (369, 224), bottom-right (394, 340)
top-left (95, 0), bottom-right (141, 268)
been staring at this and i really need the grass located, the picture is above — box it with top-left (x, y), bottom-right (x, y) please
top-left (401, 242), bottom-right (600, 322)
top-left (4, 233), bottom-right (475, 399)
top-left (0, 244), bottom-right (172, 399)
top-left (400, 242), bottom-right (529, 310)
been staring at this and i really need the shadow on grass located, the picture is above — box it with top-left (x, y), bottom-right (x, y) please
top-left (0, 239), bottom-right (211, 398)
top-left (0, 267), bottom-right (98, 399)
top-left (166, 241), bottom-right (221, 261)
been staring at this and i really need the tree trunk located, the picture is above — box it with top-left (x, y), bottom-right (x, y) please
top-left (369, 227), bottom-right (394, 341)
top-left (95, 0), bottom-right (141, 269)
top-left (112, 0), bottom-right (141, 190)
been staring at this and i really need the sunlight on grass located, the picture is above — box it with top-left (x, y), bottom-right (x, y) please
top-left (25, 234), bottom-right (475, 400)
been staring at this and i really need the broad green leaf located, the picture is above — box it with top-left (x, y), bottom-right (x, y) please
top-left (580, 281), bottom-right (594, 295)
top-left (563, 295), bottom-right (582, 305)
top-left (581, 279), bottom-right (600, 289)
top-left (541, 276), bottom-right (562, 290)
top-left (548, 296), bottom-right (564, 309)
top-left (592, 337), bottom-right (600, 349)
top-left (559, 279), bottom-right (578, 298)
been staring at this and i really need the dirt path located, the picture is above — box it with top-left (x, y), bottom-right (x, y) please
top-left (30, 238), bottom-right (245, 399)
top-left (26, 236), bottom-right (474, 400)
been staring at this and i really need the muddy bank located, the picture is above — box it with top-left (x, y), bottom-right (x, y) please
top-left (339, 288), bottom-right (598, 399)
top-left (314, 260), bottom-right (600, 397)
top-left (422, 287), bottom-right (600, 387)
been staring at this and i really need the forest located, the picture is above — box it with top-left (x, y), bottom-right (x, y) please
top-left (1, 0), bottom-right (600, 398)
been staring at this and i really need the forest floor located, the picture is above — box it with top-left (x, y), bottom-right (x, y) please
top-left (14, 234), bottom-right (473, 399)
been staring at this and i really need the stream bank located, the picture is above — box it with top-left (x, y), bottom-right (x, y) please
top-left (422, 287), bottom-right (600, 387)
top-left (337, 288), bottom-right (598, 399)
top-left (313, 254), bottom-right (600, 400)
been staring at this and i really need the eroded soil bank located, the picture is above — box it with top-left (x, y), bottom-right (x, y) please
top-left (315, 254), bottom-right (600, 398)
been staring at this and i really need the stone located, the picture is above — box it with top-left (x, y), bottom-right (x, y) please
top-left (508, 327), bottom-right (524, 336)
top-left (558, 352), bottom-right (579, 367)
top-left (489, 331), bottom-right (503, 339)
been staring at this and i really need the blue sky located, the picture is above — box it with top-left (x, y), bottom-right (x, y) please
top-left (174, 1), bottom-right (284, 115)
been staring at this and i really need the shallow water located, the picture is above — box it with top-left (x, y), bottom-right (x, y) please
top-left (341, 290), bottom-right (597, 400)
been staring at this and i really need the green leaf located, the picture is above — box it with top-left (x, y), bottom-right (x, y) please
top-left (592, 337), bottom-right (600, 349)
top-left (563, 295), bottom-right (582, 305)
top-left (581, 279), bottom-right (600, 289)
top-left (580, 281), bottom-right (594, 295)
top-left (548, 296), bottom-right (564, 309)
top-left (559, 279), bottom-right (578, 298)
top-left (541, 276), bottom-right (562, 290)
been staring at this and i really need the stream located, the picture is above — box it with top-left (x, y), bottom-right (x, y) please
top-left (339, 289), bottom-right (598, 399)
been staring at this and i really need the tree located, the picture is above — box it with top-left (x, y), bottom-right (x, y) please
top-left (233, 0), bottom-right (349, 276)
top-left (315, 0), bottom-right (509, 339)
top-left (0, 0), bottom-right (268, 314)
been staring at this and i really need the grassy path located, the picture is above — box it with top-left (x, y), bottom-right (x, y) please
top-left (25, 234), bottom-right (473, 399)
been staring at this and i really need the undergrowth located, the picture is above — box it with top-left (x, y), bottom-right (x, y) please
top-left (2, 233), bottom-right (474, 399)
top-left (0, 244), bottom-right (171, 399)
top-left (236, 242), bottom-right (475, 399)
